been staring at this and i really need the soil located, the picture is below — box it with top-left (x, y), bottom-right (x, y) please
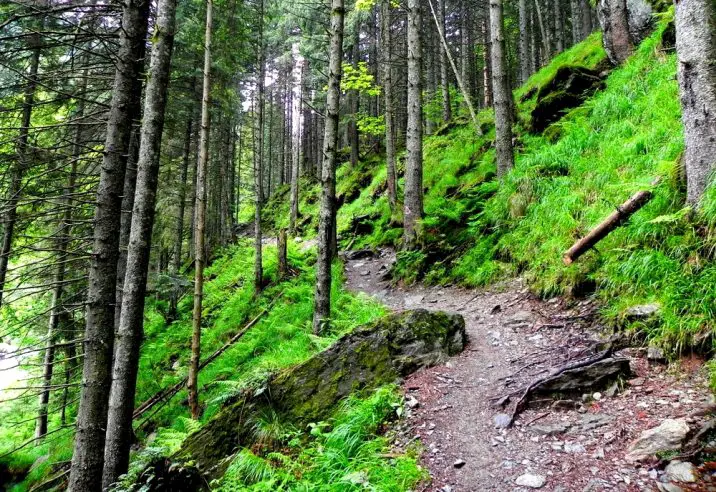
top-left (343, 248), bottom-right (715, 492)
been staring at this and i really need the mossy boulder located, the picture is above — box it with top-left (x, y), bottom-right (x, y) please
top-left (171, 310), bottom-right (466, 481)
top-left (530, 64), bottom-right (607, 133)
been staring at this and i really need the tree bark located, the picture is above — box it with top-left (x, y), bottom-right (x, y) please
top-left (570, 0), bottom-right (583, 44)
top-left (490, 0), bottom-right (515, 176)
top-left (554, 0), bottom-right (565, 53)
top-left (102, 0), bottom-right (177, 484)
top-left (675, 0), bottom-right (716, 205)
top-left (278, 228), bottom-right (288, 279)
top-left (173, 114), bottom-right (194, 275)
top-left (68, 0), bottom-right (149, 489)
top-left (188, 0), bottom-right (213, 422)
top-left (436, 0), bottom-right (451, 122)
top-left (482, 15), bottom-right (494, 107)
top-left (519, 0), bottom-right (531, 84)
top-left (254, 0), bottom-right (265, 294)
top-left (289, 53), bottom-right (302, 233)
top-left (380, 0), bottom-right (398, 213)
top-left (404, 0), bottom-right (424, 249)
top-left (312, 0), bottom-right (345, 335)
top-left (534, 0), bottom-right (552, 59)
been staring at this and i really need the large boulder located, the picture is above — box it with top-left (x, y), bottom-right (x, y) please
top-left (175, 310), bottom-right (466, 479)
top-left (530, 65), bottom-right (607, 133)
top-left (598, 0), bottom-right (654, 64)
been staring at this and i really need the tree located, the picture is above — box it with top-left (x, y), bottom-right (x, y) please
top-left (102, 0), bottom-right (178, 483)
top-left (253, 0), bottom-right (266, 294)
top-left (289, 49), bottom-right (303, 233)
top-left (403, 0), bottom-right (423, 249)
top-left (490, 0), bottom-right (514, 176)
top-left (68, 0), bottom-right (150, 488)
top-left (519, 0), bottom-right (531, 84)
top-left (380, 0), bottom-right (398, 212)
top-left (188, 0), bottom-right (213, 421)
top-left (312, 0), bottom-right (345, 334)
top-left (675, 0), bottom-right (716, 205)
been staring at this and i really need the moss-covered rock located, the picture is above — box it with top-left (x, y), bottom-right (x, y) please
top-left (156, 310), bottom-right (466, 485)
top-left (530, 64), bottom-right (608, 133)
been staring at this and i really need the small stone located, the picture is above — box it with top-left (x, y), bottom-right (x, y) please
top-left (592, 447), bottom-right (605, 459)
top-left (628, 377), bottom-right (645, 387)
top-left (405, 396), bottom-right (420, 409)
top-left (564, 442), bottom-right (586, 454)
top-left (493, 413), bottom-right (512, 428)
top-left (626, 303), bottom-right (661, 319)
top-left (440, 486), bottom-right (453, 492)
top-left (531, 423), bottom-right (569, 436)
top-left (605, 382), bottom-right (619, 398)
top-left (515, 473), bottom-right (546, 488)
top-left (647, 346), bottom-right (666, 362)
top-left (593, 392), bottom-right (602, 401)
top-left (453, 459), bottom-right (466, 469)
top-left (665, 461), bottom-right (698, 483)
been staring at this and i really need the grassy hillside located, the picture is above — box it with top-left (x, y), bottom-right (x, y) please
top-left (334, 14), bottom-right (713, 355)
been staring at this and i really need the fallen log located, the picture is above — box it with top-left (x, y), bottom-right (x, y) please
top-left (563, 178), bottom-right (660, 265)
top-left (132, 303), bottom-right (273, 420)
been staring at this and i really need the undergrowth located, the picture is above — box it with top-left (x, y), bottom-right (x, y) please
top-left (212, 386), bottom-right (425, 491)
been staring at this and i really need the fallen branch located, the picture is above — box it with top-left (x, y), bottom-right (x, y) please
top-left (132, 302), bottom-right (275, 420)
top-left (563, 178), bottom-right (660, 265)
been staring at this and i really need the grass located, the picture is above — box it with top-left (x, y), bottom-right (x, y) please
top-left (212, 385), bottom-right (426, 491)
top-left (1, 240), bottom-right (388, 491)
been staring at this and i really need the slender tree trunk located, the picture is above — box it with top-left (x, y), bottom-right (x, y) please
top-left (312, 0), bottom-right (345, 335)
top-left (349, 29), bottom-right (360, 167)
top-left (380, 0), bottom-right (398, 212)
top-left (490, 0), bottom-right (515, 176)
top-left (482, 15), bottom-right (494, 107)
top-left (427, 0), bottom-right (480, 134)
top-left (435, 0), bottom-right (451, 122)
top-left (404, 0), bottom-right (424, 249)
top-left (534, 0), bottom-right (552, 59)
top-left (676, 0), bottom-right (716, 205)
top-left (254, 0), bottom-right (265, 294)
top-left (173, 115), bottom-right (193, 274)
top-left (581, 0), bottom-right (593, 38)
top-left (102, 0), bottom-right (177, 484)
top-left (571, 0), bottom-right (583, 44)
top-left (68, 0), bottom-right (149, 489)
top-left (0, 30), bottom-right (40, 310)
top-left (188, 0), bottom-right (212, 421)
top-left (519, 0), bottom-right (530, 83)
top-left (289, 54), bottom-right (303, 233)
top-left (554, 0), bottom-right (565, 52)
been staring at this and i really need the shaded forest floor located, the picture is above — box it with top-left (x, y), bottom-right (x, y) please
top-left (344, 249), bottom-right (713, 491)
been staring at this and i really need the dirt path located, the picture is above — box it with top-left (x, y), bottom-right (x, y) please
top-left (343, 249), bottom-right (712, 492)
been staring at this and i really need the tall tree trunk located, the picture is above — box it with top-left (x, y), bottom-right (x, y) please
top-left (102, 0), bottom-right (177, 484)
top-left (570, 0), bottom-right (583, 44)
top-left (436, 0), bottom-right (451, 122)
top-left (289, 54), bottom-right (303, 233)
top-left (312, 0), bottom-right (345, 335)
top-left (0, 28), bottom-right (40, 309)
top-left (676, 0), bottom-right (716, 205)
top-left (534, 0), bottom-right (552, 59)
top-left (554, 0), bottom-right (565, 53)
top-left (254, 0), bottom-right (265, 294)
top-left (173, 115), bottom-right (194, 275)
top-left (581, 0), bottom-right (593, 38)
top-left (482, 15), bottom-right (494, 107)
top-left (349, 28), bottom-right (360, 167)
top-left (403, 0), bottom-right (423, 249)
top-left (519, 0), bottom-right (531, 83)
top-left (68, 0), bottom-right (149, 489)
top-left (380, 0), bottom-right (398, 213)
top-left (188, 0), bottom-right (213, 421)
top-left (490, 0), bottom-right (515, 176)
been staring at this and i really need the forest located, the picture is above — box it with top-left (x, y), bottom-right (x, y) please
top-left (0, 0), bottom-right (715, 489)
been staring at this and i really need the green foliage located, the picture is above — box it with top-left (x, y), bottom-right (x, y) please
top-left (341, 62), bottom-right (381, 97)
top-left (212, 386), bottom-right (426, 491)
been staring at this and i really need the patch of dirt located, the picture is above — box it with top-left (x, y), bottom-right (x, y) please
top-left (343, 249), bottom-right (714, 492)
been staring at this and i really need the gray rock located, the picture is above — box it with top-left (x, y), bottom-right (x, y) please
top-left (564, 442), bottom-right (587, 454)
top-left (626, 419), bottom-right (690, 462)
top-left (626, 303), bottom-right (661, 319)
top-left (453, 459), bottom-right (466, 469)
top-left (530, 422), bottom-right (569, 436)
top-left (647, 346), bottom-right (666, 362)
top-left (506, 310), bottom-right (532, 325)
top-left (665, 461), bottom-right (698, 483)
top-left (575, 413), bottom-right (615, 432)
top-left (515, 473), bottom-right (546, 488)
top-left (493, 413), bottom-right (512, 428)
top-left (657, 484), bottom-right (684, 492)
top-left (536, 358), bottom-right (631, 393)
top-left (405, 395), bottom-right (420, 409)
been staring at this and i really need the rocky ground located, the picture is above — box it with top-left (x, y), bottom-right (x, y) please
top-left (343, 249), bottom-right (715, 492)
